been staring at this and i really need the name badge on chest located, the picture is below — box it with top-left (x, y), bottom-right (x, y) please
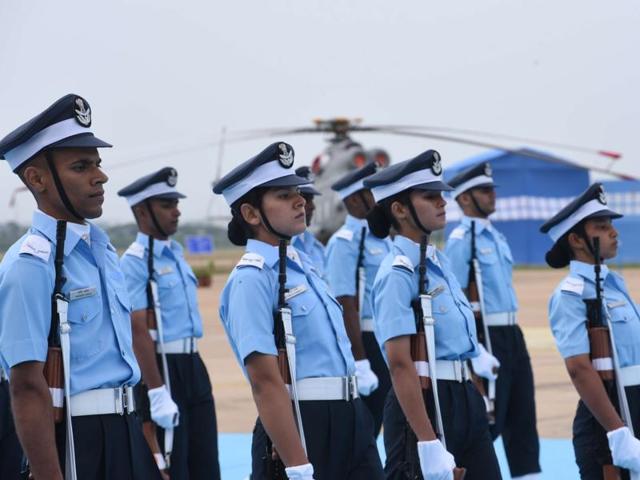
top-left (158, 266), bottom-right (174, 275)
top-left (285, 285), bottom-right (308, 301)
top-left (69, 286), bottom-right (97, 301)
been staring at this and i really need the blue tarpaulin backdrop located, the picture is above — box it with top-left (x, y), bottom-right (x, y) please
top-left (444, 148), bottom-right (590, 265)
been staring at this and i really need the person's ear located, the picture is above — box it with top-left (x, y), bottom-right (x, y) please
top-left (567, 232), bottom-right (586, 252)
top-left (390, 200), bottom-right (409, 222)
top-left (240, 203), bottom-right (261, 226)
top-left (21, 164), bottom-right (48, 193)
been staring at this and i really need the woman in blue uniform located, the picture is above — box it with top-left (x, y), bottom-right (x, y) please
top-left (364, 150), bottom-right (502, 480)
top-left (213, 142), bottom-right (383, 480)
top-left (541, 183), bottom-right (640, 479)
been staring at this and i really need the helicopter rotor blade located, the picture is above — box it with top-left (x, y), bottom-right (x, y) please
top-left (365, 124), bottom-right (622, 160)
top-left (353, 127), bottom-right (635, 180)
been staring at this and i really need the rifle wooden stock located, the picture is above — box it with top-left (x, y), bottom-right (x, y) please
top-left (44, 346), bottom-right (64, 423)
top-left (409, 310), bottom-right (431, 390)
top-left (454, 467), bottom-right (467, 479)
top-left (588, 325), bottom-right (615, 381)
top-left (146, 306), bottom-right (158, 340)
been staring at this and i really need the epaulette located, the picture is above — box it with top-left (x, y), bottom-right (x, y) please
top-left (334, 229), bottom-right (354, 242)
top-left (18, 234), bottom-right (51, 262)
top-left (236, 252), bottom-right (265, 270)
top-left (448, 225), bottom-right (467, 241)
top-left (392, 255), bottom-right (414, 273)
top-left (560, 276), bottom-right (584, 295)
top-left (124, 242), bottom-right (145, 259)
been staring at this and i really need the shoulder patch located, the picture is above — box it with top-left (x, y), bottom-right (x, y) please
top-left (236, 252), bottom-right (265, 270)
top-left (392, 255), bottom-right (414, 273)
top-left (19, 234), bottom-right (52, 262)
top-left (334, 229), bottom-right (354, 242)
top-left (561, 276), bottom-right (584, 295)
top-left (449, 226), bottom-right (466, 240)
top-left (124, 242), bottom-right (145, 259)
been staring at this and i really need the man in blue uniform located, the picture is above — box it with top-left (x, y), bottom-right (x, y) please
top-left (214, 142), bottom-right (383, 480)
top-left (118, 167), bottom-right (221, 480)
top-left (542, 183), bottom-right (640, 479)
top-left (325, 163), bottom-right (393, 436)
top-left (0, 94), bottom-right (161, 479)
top-left (292, 166), bottom-right (326, 277)
top-left (445, 163), bottom-right (541, 479)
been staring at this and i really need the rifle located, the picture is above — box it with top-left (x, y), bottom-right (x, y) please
top-left (586, 237), bottom-right (639, 480)
top-left (264, 240), bottom-right (307, 479)
top-left (43, 221), bottom-right (77, 480)
top-left (466, 221), bottom-right (496, 423)
top-left (356, 226), bottom-right (367, 319)
top-left (410, 234), bottom-right (465, 480)
top-left (147, 236), bottom-right (176, 468)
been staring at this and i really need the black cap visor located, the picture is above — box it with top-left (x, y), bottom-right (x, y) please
top-left (585, 209), bottom-right (623, 221)
top-left (259, 174), bottom-right (309, 189)
top-left (150, 191), bottom-right (187, 201)
top-left (413, 180), bottom-right (454, 192)
top-left (300, 185), bottom-right (322, 196)
top-left (49, 133), bottom-right (112, 150)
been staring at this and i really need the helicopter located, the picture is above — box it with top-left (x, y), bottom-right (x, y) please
top-left (211, 118), bottom-right (625, 243)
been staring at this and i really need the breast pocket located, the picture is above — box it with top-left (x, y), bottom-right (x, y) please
top-left (608, 301), bottom-right (640, 348)
top-left (478, 248), bottom-right (498, 266)
top-left (67, 296), bottom-right (104, 360)
top-left (157, 272), bottom-right (182, 310)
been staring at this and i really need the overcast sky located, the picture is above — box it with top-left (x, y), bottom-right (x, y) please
top-left (1, 0), bottom-right (638, 225)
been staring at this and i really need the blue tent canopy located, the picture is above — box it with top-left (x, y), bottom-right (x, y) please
top-left (444, 148), bottom-right (590, 265)
top-left (600, 179), bottom-right (640, 265)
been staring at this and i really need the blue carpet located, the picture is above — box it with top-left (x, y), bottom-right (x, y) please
top-left (219, 433), bottom-right (579, 479)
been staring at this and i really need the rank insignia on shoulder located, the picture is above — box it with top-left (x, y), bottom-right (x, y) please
top-left (392, 255), bottom-right (414, 272)
top-left (124, 242), bottom-right (145, 259)
top-left (335, 229), bottom-right (354, 241)
top-left (560, 276), bottom-right (584, 295)
top-left (449, 226), bottom-right (466, 240)
top-left (19, 234), bottom-right (51, 262)
top-left (237, 252), bottom-right (265, 269)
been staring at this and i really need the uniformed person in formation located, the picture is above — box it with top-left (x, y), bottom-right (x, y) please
top-left (0, 94), bottom-right (161, 479)
top-left (291, 166), bottom-right (326, 277)
top-left (324, 162), bottom-right (393, 436)
top-left (118, 167), bottom-right (221, 479)
top-left (365, 150), bottom-right (502, 480)
top-left (214, 142), bottom-right (384, 480)
top-left (445, 163), bottom-right (541, 479)
top-left (0, 365), bottom-right (22, 478)
top-left (541, 183), bottom-right (640, 479)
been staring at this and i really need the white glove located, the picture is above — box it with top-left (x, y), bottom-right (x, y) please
top-left (147, 385), bottom-right (180, 429)
top-left (417, 440), bottom-right (457, 480)
top-left (285, 463), bottom-right (315, 479)
top-left (355, 359), bottom-right (379, 396)
top-left (607, 426), bottom-right (640, 472)
top-left (470, 344), bottom-right (500, 381)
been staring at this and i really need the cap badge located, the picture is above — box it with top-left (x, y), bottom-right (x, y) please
top-left (278, 143), bottom-right (294, 168)
top-left (167, 168), bottom-right (178, 187)
top-left (430, 152), bottom-right (442, 176)
top-left (484, 163), bottom-right (492, 177)
top-left (74, 98), bottom-right (91, 127)
top-left (597, 187), bottom-right (607, 205)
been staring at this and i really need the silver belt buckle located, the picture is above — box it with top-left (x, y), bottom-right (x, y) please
top-left (453, 360), bottom-right (462, 383)
top-left (114, 387), bottom-right (124, 415)
top-left (341, 376), bottom-right (349, 401)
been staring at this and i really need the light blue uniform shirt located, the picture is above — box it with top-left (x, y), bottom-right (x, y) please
top-left (219, 239), bottom-right (355, 379)
top-left (0, 210), bottom-right (140, 395)
top-left (325, 215), bottom-right (393, 321)
top-left (444, 216), bottom-right (518, 315)
top-left (372, 235), bottom-right (479, 361)
top-left (549, 260), bottom-right (640, 368)
top-left (292, 229), bottom-right (326, 279)
top-left (120, 233), bottom-right (203, 342)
